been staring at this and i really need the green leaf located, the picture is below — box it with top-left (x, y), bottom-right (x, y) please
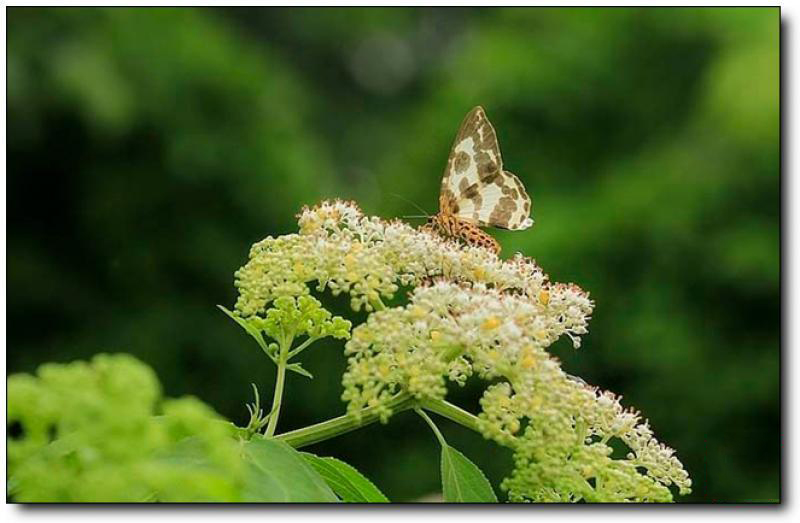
top-left (286, 362), bottom-right (313, 379)
top-left (301, 453), bottom-right (389, 503)
top-left (241, 438), bottom-right (338, 502)
top-left (440, 444), bottom-right (497, 503)
top-left (217, 305), bottom-right (273, 361)
top-left (157, 436), bottom-right (210, 467)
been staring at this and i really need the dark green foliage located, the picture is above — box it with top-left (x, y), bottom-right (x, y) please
top-left (8, 7), bottom-right (779, 502)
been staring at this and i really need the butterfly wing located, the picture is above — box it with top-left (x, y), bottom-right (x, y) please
top-left (439, 106), bottom-right (533, 230)
top-left (439, 106), bottom-right (503, 216)
top-left (461, 170), bottom-right (534, 230)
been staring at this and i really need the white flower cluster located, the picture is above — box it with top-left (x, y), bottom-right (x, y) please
top-left (236, 200), bottom-right (585, 334)
top-left (343, 281), bottom-right (690, 502)
top-left (233, 199), bottom-right (691, 502)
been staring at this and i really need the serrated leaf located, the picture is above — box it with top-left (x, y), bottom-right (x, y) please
top-left (286, 362), bottom-right (313, 379)
top-left (440, 444), bottom-right (497, 503)
top-left (242, 438), bottom-right (338, 502)
top-left (301, 453), bottom-right (389, 503)
top-left (218, 305), bottom-right (273, 360)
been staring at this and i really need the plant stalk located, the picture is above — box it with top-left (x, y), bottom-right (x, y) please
top-left (415, 408), bottom-right (448, 447)
top-left (417, 397), bottom-right (483, 434)
top-left (274, 393), bottom-right (415, 448)
top-left (264, 335), bottom-right (291, 437)
top-left (287, 336), bottom-right (317, 359)
top-left (273, 395), bottom-right (484, 449)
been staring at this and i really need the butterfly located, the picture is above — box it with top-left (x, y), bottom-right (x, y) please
top-left (424, 106), bottom-right (534, 254)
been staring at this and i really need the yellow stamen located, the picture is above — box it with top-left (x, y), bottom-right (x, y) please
top-left (539, 289), bottom-right (550, 306)
top-left (481, 316), bottom-right (501, 330)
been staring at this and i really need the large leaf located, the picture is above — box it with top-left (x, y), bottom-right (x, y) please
top-left (440, 444), bottom-right (497, 503)
top-left (149, 437), bottom-right (240, 502)
top-left (242, 438), bottom-right (338, 502)
top-left (301, 453), bottom-right (389, 502)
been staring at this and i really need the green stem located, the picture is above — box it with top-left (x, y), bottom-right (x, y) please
top-left (369, 296), bottom-right (386, 311)
top-left (275, 393), bottom-right (414, 448)
top-left (415, 408), bottom-right (447, 447)
top-left (264, 362), bottom-right (286, 437)
top-left (273, 395), bottom-right (484, 448)
top-left (287, 336), bottom-right (317, 359)
top-left (418, 397), bottom-right (483, 434)
top-left (265, 333), bottom-right (292, 437)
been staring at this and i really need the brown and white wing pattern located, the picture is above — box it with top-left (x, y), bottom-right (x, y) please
top-left (439, 106), bottom-right (533, 230)
top-left (464, 170), bottom-right (533, 230)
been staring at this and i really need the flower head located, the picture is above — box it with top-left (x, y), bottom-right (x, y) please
top-left (235, 200), bottom-right (572, 316)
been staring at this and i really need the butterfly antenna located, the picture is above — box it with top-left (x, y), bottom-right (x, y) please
top-left (389, 193), bottom-right (431, 218)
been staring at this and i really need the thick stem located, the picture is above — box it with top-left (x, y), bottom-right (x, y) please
top-left (265, 334), bottom-right (291, 437)
top-left (264, 361), bottom-right (286, 437)
top-left (418, 397), bottom-right (483, 434)
top-left (275, 393), bottom-right (414, 448)
top-left (274, 395), bottom-right (485, 449)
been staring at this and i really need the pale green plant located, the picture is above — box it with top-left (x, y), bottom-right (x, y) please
top-left (231, 199), bottom-right (691, 502)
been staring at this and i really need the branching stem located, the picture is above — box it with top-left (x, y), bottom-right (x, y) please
top-left (273, 395), bottom-right (483, 449)
top-left (417, 397), bottom-right (483, 434)
top-left (274, 393), bottom-right (415, 448)
top-left (287, 336), bottom-right (317, 359)
top-left (415, 408), bottom-right (447, 447)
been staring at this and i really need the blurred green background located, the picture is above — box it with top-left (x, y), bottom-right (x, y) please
top-left (7, 7), bottom-right (779, 502)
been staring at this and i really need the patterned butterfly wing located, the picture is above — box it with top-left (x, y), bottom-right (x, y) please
top-left (439, 107), bottom-right (533, 230)
top-left (461, 170), bottom-right (533, 230)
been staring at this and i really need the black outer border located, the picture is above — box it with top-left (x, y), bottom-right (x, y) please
top-left (4, 3), bottom-right (783, 507)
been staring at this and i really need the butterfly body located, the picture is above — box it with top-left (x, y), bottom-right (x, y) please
top-left (424, 106), bottom-right (534, 255)
top-left (427, 213), bottom-right (501, 254)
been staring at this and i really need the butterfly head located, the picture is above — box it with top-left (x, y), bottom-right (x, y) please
top-left (413, 213), bottom-right (446, 235)
top-left (425, 213), bottom-right (455, 236)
